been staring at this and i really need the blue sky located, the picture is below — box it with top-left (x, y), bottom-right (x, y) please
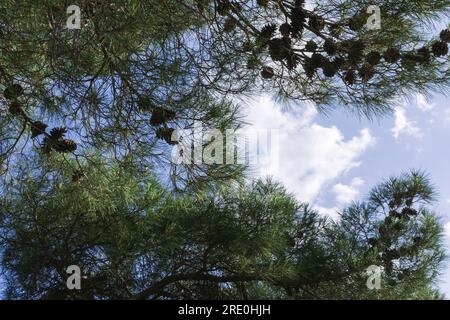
top-left (244, 92), bottom-right (450, 297)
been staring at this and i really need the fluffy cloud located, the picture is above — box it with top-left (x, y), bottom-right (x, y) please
top-left (416, 93), bottom-right (434, 111)
top-left (391, 107), bottom-right (423, 139)
top-left (332, 177), bottom-right (365, 206)
top-left (444, 222), bottom-right (450, 239)
top-left (244, 96), bottom-right (375, 204)
top-left (314, 205), bottom-right (341, 221)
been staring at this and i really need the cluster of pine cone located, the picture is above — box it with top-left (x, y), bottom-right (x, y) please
top-left (2, 83), bottom-right (79, 155)
top-left (156, 127), bottom-right (177, 145)
top-left (41, 127), bottom-right (77, 154)
top-left (138, 97), bottom-right (178, 145)
top-left (367, 194), bottom-right (421, 278)
top-left (3, 83), bottom-right (24, 115)
top-left (236, 0), bottom-right (450, 85)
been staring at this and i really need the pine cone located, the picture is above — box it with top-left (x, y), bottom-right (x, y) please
top-left (259, 24), bottom-right (277, 42)
top-left (217, 0), bottom-right (230, 16)
top-left (323, 40), bottom-right (337, 56)
top-left (41, 137), bottom-right (53, 155)
top-left (291, 23), bottom-right (303, 39)
top-left (344, 70), bottom-right (356, 84)
top-left (351, 40), bottom-right (366, 53)
top-left (150, 107), bottom-right (176, 126)
top-left (286, 52), bottom-right (299, 70)
top-left (261, 66), bottom-right (274, 79)
top-left (290, 7), bottom-right (306, 38)
top-left (303, 60), bottom-right (316, 78)
top-left (282, 36), bottom-right (292, 47)
top-left (402, 207), bottom-right (418, 217)
top-left (348, 14), bottom-right (366, 31)
top-left (62, 139), bottom-right (77, 153)
top-left (308, 15), bottom-right (325, 31)
top-left (156, 127), bottom-right (177, 145)
top-left (279, 23), bottom-right (291, 37)
top-left (383, 48), bottom-right (401, 63)
top-left (329, 24), bottom-right (343, 38)
top-left (305, 40), bottom-right (317, 52)
top-left (163, 108), bottom-right (176, 121)
top-left (53, 139), bottom-right (77, 153)
top-left (8, 100), bottom-right (22, 115)
top-left (50, 127), bottom-right (68, 139)
top-left (290, 7), bottom-right (306, 26)
top-left (31, 121), bottom-right (48, 139)
top-left (440, 29), bottom-right (450, 43)
top-left (432, 41), bottom-right (448, 57)
top-left (223, 18), bottom-right (237, 33)
top-left (333, 57), bottom-right (346, 69)
top-left (417, 47), bottom-right (431, 63)
top-left (391, 210), bottom-right (403, 220)
top-left (358, 64), bottom-right (375, 82)
top-left (269, 38), bottom-right (289, 61)
top-left (321, 60), bottom-right (338, 77)
top-left (3, 84), bottom-right (24, 100)
top-left (401, 55), bottom-right (418, 71)
top-left (290, 23), bottom-right (303, 38)
top-left (156, 127), bottom-right (165, 140)
top-left (310, 53), bottom-right (324, 68)
top-left (229, 1), bottom-right (241, 13)
top-left (366, 51), bottom-right (381, 65)
top-left (348, 52), bottom-right (363, 65)
top-left (51, 141), bottom-right (64, 153)
top-left (257, 0), bottom-right (269, 6)
top-left (137, 96), bottom-right (155, 112)
top-left (348, 40), bottom-right (366, 64)
top-left (12, 84), bottom-right (23, 96)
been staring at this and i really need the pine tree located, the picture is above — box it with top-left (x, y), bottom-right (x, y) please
top-left (1, 0), bottom-right (449, 180)
top-left (0, 159), bottom-right (444, 299)
top-left (0, 0), bottom-right (448, 300)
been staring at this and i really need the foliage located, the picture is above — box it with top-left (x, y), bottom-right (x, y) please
top-left (0, 161), bottom-right (444, 299)
top-left (0, 0), bottom-right (448, 300)
top-left (1, 0), bottom-right (449, 186)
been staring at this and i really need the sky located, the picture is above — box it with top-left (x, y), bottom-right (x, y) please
top-left (243, 92), bottom-right (450, 297)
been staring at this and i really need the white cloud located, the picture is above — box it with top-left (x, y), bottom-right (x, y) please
top-left (416, 93), bottom-right (434, 111)
top-left (245, 96), bottom-right (375, 204)
top-left (444, 222), bottom-right (450, 239)
top-left (391, 107), bottom-right (423, 139)
top-left (314, 205), bottom-right (341, 221)
top-left (332, 177), bottom-right (365, 206)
